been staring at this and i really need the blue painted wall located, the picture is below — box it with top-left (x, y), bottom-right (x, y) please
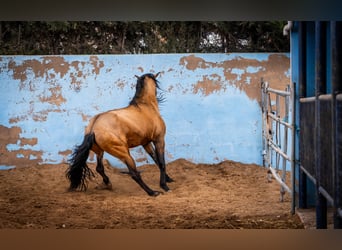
top-left (0, 53), bottom-right (290, 168)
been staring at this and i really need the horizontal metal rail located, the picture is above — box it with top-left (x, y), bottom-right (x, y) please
top-left (319, 186), bottom-right (334, 205)
top-left (300, 165), bottom-right (317, 185)
top-left (267, 112), bottom-right (293, 129)
top-left (267, 87), bottom-right (291, 97)
top-left (268, 140), bottom-right (291, 162)
top-left (299, 96), bottom-right (316, 103)
top-left (268, 165), bottom-right (292, 194)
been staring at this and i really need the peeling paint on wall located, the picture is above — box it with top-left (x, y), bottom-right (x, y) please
top-left (0, 125), bottom-right (42, 166)
top-left (180, 54), bottom-right (290, 103)
top-left (0, 53), bottom-right (290, 168)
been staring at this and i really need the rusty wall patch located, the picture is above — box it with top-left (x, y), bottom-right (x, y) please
top-left (58, 149), bottom-right (72, 162)
top-left (180, 54), bottom-right (212, 71)
top-left (7, 56), bottom-right (105, 90)
top-left (0, 125), bottom-right (42, 166)
top-left (180, 54), bottom-right (290, 106)
top-left (8, 57), bottom-right (70, 84)
top-left (192, 75), bottom-right (224, 96)
top-left (90, 55), bottom-right (104, 75)
top-left (39, 86), bottom-right (66, 106)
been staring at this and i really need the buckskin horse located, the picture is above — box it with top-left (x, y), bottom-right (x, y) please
top-left (66, 73), bottom-right (173, 196)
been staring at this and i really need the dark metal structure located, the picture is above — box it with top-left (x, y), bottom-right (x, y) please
top-left (291, 21), bottom-right (342, 229)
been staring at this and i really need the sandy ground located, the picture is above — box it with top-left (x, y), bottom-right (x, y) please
top-left (0, 158), bottom-right (303, 229)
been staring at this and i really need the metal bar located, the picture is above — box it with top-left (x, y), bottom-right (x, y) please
top-left (338, 208), bottom-right (342, 219)
top-left (268, 140), bottom-right (291, 162)
top-left (298, 21), bottom-right (307, 99)
top-left (335, 93), bottom-right (342, 227)
top-left (280, 126), bottom-right (288, 202)
top-left (267, 87), bottom-right (291, 96)
top-left (275, 94), bottom-right (280, 171)
top-left (290, 82), bottom-right (296, 214)
top-left (298, 22), bottom-right (308, 210)
top-left (318, 94), bottom-right (332, 101)
top-left (268, 165), bottom-right (292, 194)
top-left (261, 79), bottom-right (267, 167)
top-left (265, 82), bottom-right (272, 170)
top-left (315, 21), bottom-right (328, 229)
top-left (300, 165), bottom-right (317, 185)
top-left (319, 186), bottom-right (334, 205)
top-left (267, 112), bottom-right (293, 128)
top-left (331, 21), bottom-right (342, 229)
top-left (299, 96), bottom-right (316, 103)
top-left (280, 88), bottom-right (289, 199)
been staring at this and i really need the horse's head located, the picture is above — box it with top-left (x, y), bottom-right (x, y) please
top-left (130, 72), bottom-right (164, 106)
top-left (134, 72), bottom-right (160, 90)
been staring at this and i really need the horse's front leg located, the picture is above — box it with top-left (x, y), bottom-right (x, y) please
top-left (151, 140), bottom-right (173, 192)
top-left (143, 143), bottom-right (174, 184)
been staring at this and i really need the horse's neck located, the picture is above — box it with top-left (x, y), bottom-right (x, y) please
top-left (136, 97), bottom-right (160, 111)
top-left (137, 85), bottom-right (159, 107)
top-left (131, 80), bottom-right (160, 110)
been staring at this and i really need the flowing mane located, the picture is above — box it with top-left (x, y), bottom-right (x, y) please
top-left (129, 73), bottom-right (164, 106)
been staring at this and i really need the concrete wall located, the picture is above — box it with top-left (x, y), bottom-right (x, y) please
top-left (0, 53), bottom-right (290, 168)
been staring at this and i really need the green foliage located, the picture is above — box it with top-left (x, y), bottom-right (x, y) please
top-left (0, 21), bottom-right (289, 55)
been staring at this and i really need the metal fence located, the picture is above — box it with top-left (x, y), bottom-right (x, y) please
top-left (261, 79), bottom-right (296, 214)
top-left (296, 21), bottom-right (342, 229)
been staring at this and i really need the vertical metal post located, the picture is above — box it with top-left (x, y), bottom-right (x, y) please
top-left (291, 82), bottom-right (296, 215)
top-left (298, 21), bottom-right (308, 209)
top-left (331, 21), bottom-right (342, 228)
top-left (281, 86), bottom-right (289, 202)
top-left (276, 94), bottom-right (280, 171)
top-left (265, 82), bottom-right (271, 170)
top-left (261, 78), bottom-right (268, 168)
top-left (315, 21), bottom-right (328, 229)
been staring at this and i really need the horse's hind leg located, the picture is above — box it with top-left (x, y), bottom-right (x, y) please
top-left (95, 152), bottom-right (112, 190)
top-left (126, 154), bottom-right (160, 196)
top-left (104, 144), bottom-right (159, 196)
top-left (143, 143), bottom-right (174, 183)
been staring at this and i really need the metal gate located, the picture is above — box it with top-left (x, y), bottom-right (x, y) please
top-left (295, 21), bottom-right (342, 228)
top-left (261, 78), bottom-right (296, 214)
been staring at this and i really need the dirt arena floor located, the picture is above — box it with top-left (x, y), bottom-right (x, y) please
top-left (0, 158), bottom-right (304, 229)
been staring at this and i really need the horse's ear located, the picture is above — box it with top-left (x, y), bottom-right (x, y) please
top-left (154, 72), bottom-right (161, 78)
top-left (135, 75), bottom-right (139, 79)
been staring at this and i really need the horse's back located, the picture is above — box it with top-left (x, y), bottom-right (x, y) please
top-left (87, 106), bottom-right (165, 149)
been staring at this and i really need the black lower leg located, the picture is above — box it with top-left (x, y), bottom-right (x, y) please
top-left (166, 174), bottom-right (174, 183)
top-left (159, 169), bottom-right (169, 192)
top-left (130, 170), bottom-right (159, 196)
top-left (154, 146), bottom-right (171, 191)
top-left (143, 142), bottom-right (174, 184)
top-left (96, 157), bottom-right (110, 185)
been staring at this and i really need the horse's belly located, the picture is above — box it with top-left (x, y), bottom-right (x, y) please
top-left (126, 136), bottom-right (150, 148)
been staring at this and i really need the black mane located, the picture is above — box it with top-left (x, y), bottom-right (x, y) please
top-left (129, 73), bottom-right (164, 106)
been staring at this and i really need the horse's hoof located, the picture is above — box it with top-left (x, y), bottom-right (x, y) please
top-left (149, 191), bottom-right (161, 196)
top-left (68, 186), bottom-right (79, 192)
top-left (166, 176), bottom-right (174, 183)
top-left (96, 182), bottom-right (113, 190)
top-left (161, 185), bottom-right (170, 192)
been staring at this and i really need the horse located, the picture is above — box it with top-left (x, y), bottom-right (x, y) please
top-left (66, 72), bottom-right (173, 196)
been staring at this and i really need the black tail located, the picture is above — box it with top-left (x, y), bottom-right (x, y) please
top-left (66, 133), bottom-right (96, 191)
